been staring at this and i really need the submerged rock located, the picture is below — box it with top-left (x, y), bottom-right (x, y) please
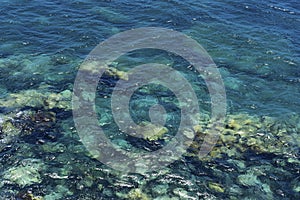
top-left (0, 89), bottom-right (72, 110)
top-left (17, 191), bottom-right (43, 200)
top-left (208, 182), bottom-right (225, 193)
top-left (1, 120), bottom-right (21, 137)
top-left (133, 121), bottom-right (169, 141)
top-left (3, 159), bottom-right (45, 187)
top-left (152, 184), bottom-right (168, 196)
top-left (79, 60), bottom-right (129, 80)
top-left (173, 188), bottom-right (196, 200)
top-left (188, 113), bottom-right (299, 160)
top-left (237, 172), bottom-right (260, 187)
top-left (127, 188), bottom-right (150, 200)
top-left (43, 185), bottom-right (73, 200)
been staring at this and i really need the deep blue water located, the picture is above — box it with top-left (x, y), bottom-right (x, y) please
top-left (0, 0), bottom-right (299, 199)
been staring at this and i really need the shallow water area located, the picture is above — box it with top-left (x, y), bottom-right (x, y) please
top-left (0, 0), bottom-right (299, 199)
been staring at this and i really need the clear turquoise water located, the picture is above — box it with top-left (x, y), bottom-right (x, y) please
top-left (0, 0), bottom-right (299, 199)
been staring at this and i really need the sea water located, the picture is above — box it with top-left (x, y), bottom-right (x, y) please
top-left (0, 0), bottom-right (299, 199)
